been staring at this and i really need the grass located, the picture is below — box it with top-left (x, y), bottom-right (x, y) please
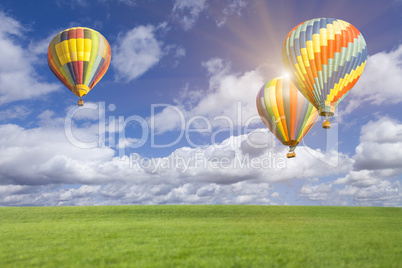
top-left (0, 205), bottom-right (401, 267)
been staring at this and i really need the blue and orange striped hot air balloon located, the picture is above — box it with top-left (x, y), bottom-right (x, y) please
top-left (257, 76), bottom-right (319, 158)
top-left (48, 27), bottom-right (111, 106)
top-left (282, 18), bottom-right (367, 128)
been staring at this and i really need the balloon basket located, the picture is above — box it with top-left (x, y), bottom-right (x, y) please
top-left (286, 152), bottom-right (296, 158)
top-left (78, 98), bottom-right (84, 106)
top-left (322, 120), bottom-right (331, 129)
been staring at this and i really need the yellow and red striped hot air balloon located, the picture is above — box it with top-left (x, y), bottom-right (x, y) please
top-left (282, 18), bottom-right (367, 129)
top-left (47, 27), bottom-right (111, 106)
top-left (257, 76), bottom-right (319, 158)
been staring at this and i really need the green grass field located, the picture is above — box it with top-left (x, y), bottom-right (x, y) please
top-left (0, 205), bottom-right (401, 267)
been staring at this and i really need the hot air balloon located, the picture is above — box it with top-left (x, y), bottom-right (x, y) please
top-left (48, 27), bottom-right (111, 106)
top-left (257, 76), bottom-right (319, 158)
top-left (282, 18), bottom-right (367, 129)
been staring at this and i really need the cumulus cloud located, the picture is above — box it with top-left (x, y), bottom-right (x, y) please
top-left (55, 0), bottom-right (144, 9)
top-left (339, 180), bottom-right (401, 206)
top-left (300, 117), bottom-right (402, 206)
top-left (172, 0), bottom-right (207, 30)
top-left (112, 23), bottom-right (183, 82)
top-left (215, 0), bottom-right (247, 27)
top-left (341, 44), bottom-right (402, 116)
top-left (112, 25), bottom-right (163, 82)
top-left (0, 105), bottom-right (31, 121)
top-left (300, 179), bottom-right (401, 206)
top-left (172, 0), bottom-right (248, 30)
top-left (353, 117), bottom-right (402, 171)
top-left (117, 0), bottom-right (137, 7)
top-left (0, 11), bottom-right (59, 104)
top-left (150, 58), bottom-right (266, 134)
top-left (0, 122), bottom-right (115, 186)
top-left (56, 0), bottom-right (88, 8)
top-left (299, 182), bottom-right (339, 205)
top-left (0, 11), bottom-right (24, 36)
top-left (0, 99), bottom-right (355, 206)
top-left (354, 45), bottom-right (402, 105)
top-left (28, 31), bottom-right (57, 56)
top-left (0, 181), bottom-right (278, 206)
top-left (3, 109), bottom-right (399, 207)
top-left (335, 170), bottom-right (382, 188)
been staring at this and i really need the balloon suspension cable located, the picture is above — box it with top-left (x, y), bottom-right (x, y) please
top-left (322, 116), bottom-right (331, 129)
top-left (78, 97), bottom-right (84, 107)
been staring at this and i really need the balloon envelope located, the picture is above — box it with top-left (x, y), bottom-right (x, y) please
top-left (282, 18), bottom-right (367, 121)
top-left (256, 76), bottom-right (318, 157)
top-left (47, 27), bottom-right (111, 105)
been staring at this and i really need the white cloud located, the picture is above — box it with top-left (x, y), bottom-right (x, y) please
top-left (0, 11), bottom-right (59, 105)
top-left (117, 0), bottom-right (137, 7)
top-left (354, 45), bottom-right (402, 104)
top-left (172, 0), bottom-right (248, 30)
top-left (111, 22), bottom-right (181, 82)
top-left (341, 44), bottom-right (402, 117)
top-left (56, 0), bottom-right (140, 9)
top-left (0, 105), bottom-right (31, 121)
top-left (300, 117), bottom-right (402, 206)
top-left (300, 179), bottom-right (401, 206)
top-left (172, 0), bottom-right (207, 30)
top-left (339, 180), bottom-right (401, 206)
top-left (150, 104), bottom-right (185, 134)
top-left (0, 101), bottom-right (355, 206)
top-left (3, 135), bottom-right (355, 205)
top-left (4, 112), bottom-right (398, 206)
top-left (175, 47), bottom-right (186, 57)
top-left (300, 182), bottom-right (336, 203)
top-left (224, 0), bottom-right (247, 15)
top-left (271, 192), bottom-right (280, 198)
top-left (216, 0), bottom-right (247, 27)
top-left (353, 117), bottom-right (402, 171)
top-left (151, 58), bottom-right (267, 134)
top-left (0, 122), bottom-right (116, 186)
top-left (56, 0), bottom-right (88, 8)
top-left (0, 181), bottom-right (277, 206)
top-left (112, 25), bottom-right (162, 82)
top-left (334, 170), bottom-right (382, 188)
top-left (28, 32), bottom-right (57, 56)
top-left (0, 12), bottom-right (24, 37)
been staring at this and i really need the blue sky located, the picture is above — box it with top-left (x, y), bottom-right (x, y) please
top-left (0, 0), bottom-right (401, 206)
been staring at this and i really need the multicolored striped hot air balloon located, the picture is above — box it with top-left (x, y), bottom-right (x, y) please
top-left (256, 76), bottom-right (319, 158)
top-left (48, 27), bottom-right (111, 106)
top-left (282, 18), bottom-right (367, 129)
